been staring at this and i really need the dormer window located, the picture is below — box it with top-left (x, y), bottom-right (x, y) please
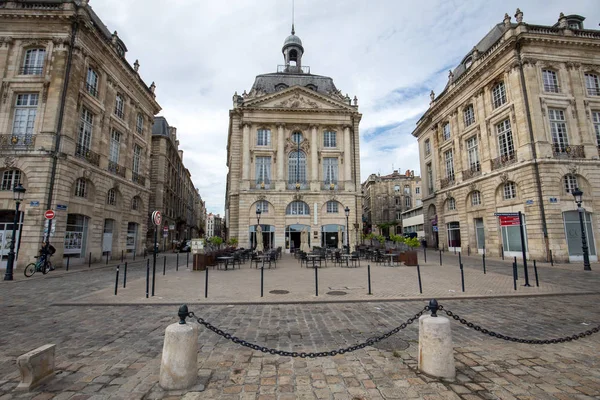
top-left (116, 45), bottom-right (125, 57)
top-left (305, 84), bottom-right (317, 91)
top-left (275, 83), bottom-right (288, 91)
top-left (465, 57), bottom-right (473, 69)
top-left (568, 22), bottom-right (581, 30)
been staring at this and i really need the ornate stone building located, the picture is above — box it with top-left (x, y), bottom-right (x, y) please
top-left (149, 116), bottom-right (203, 250)
top-left (0, 0), bottom-right (161, 269)
top-left (362, 170), bottom-right (421, 237)
top-left (413, 10), bottom-right (600, 262)
top-left (225, 26), bottom-right (362, 252)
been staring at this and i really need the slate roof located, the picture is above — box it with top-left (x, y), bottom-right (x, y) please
top-left (152, 116), bottom-right (169, 136)
top-left (250, 72), bottom-right (339, 96)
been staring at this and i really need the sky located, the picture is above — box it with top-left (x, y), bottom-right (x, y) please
top-left (90, 0), bottom-right (599, 215)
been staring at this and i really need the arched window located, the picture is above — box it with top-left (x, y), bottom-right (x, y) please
top-left (471, 191), bottom-right (481, 206)
top-left (564, 174), bottom-right (578, 194)
top-left (114, 94), bottom-right (124, 119)
top-left (1, 170), bottom-right (21, 191)
top-left (86, 67), bottom-right (99, 97)
top-left (447, 197), bottom-right (456, 211)
top-left (274, 83), bottom-right (289, 91)
top-left (256, 200), bottom-right (269, 213)
top-left (326, 201), bottom-right (338, 213)
top-left (22, 48), bottom-right (46, 75)
top-left (74, 178), bottom-right (87, 198)
top-left (292, 132), bottom-right (303, 144)
top-left (503, 182), bottom-right (517, 200)
top-left (286, 201), bottom-right (310, 215)
top-left (107, 188), bottom-right (116, 205)
top-left (288, 151), bottom-right (307, 185)
top-left (136, 113), bottom-right (144, 134)
top-left (305, 84), bottom-right (317, 91)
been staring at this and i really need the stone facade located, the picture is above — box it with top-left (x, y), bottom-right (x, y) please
top-left (362, 170), bottom-right (422, 236)
top-left (412, 11), bottom-right (600, 262)
top-left (206, 213), bottom-right (222, 239)
top-left (225, 27), bottom-right (362, 252)
top-left (0, 1), bottom-right (161, 269)
top-left (149, 117), bottom-right (204, 251)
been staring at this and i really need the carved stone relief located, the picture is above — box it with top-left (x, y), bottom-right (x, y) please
top-left (275, 92), bottom-right (320, 109)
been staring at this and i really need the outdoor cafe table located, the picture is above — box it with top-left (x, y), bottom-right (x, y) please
top-left (384, 253), bottom-right (400, 266)
top-left (217, 256), bottom-right (234, 270)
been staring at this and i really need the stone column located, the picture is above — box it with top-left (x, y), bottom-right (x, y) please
top-left (241, 123), bottom-right (250, 181)
top-left (277, 124), bottom-right (285, 181)
top-left (418, 313), bottom-right (455, 379)
top-left (344, 126), bottom-right (351, 185)
top-left (311, 125), bottom-right (318, 183)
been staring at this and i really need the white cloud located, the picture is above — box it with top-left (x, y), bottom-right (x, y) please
top-left (90, 0), bottom-right (600, 214)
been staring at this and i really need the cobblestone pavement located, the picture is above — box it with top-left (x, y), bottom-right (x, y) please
top-left (1, 253), bottom-right (599, 399)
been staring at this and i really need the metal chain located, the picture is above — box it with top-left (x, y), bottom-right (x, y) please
top-left (188, 306), bottom-right (429, 358)
top-left (439, 305), bottom-right (600, 344)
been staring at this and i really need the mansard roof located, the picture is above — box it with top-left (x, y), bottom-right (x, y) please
top-left (250, 72), bottom-right (339, 97)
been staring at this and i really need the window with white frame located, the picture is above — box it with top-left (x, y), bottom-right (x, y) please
top-left (466, 136), bottom-right (480, 171)
top-left (109, 130), bottom-right (121, 163)
top-left (256, 200), bottom-right (269, 213)
top-left (496, 119), bottom-right (514, 158)
top-left (424, 139), bottom-right (431, 156)
top-left (257, 129), bottom-right (271, 146)
top-left (78, 107), bottom-right (93, 150)
top-left (132, 144), bottom-right (142, 174)
top-left (415, 187), bottom-right (420, 194)
top-left (444, 149), bottom-right (455, 181)
top-left (447, 197), bottom-right (456, 211)
top-left (286, 201), bottom-right (310, 215)
top-left (255, 156), bottom-right (271, 184)
top-left (136, 113), bottom-right (144, 134)
top-left (542, 69), bottom-right (559, 93)
top-left (464, 104), bottom-right (475, 127)
top-left (12, 93), bottom-right (38, 137)
top-left (585, 73), bottom-right (600, 96)
top-left (548, 109), bottom-right (569, 152)
top-left (442, 122), bottom-right (451, 141)
top-left (564, 174), bottom-right (578, 194)
top-left (405, 196), bottom-right (411, 208)
top-left (503, 181), bottom-right (517, 200)
top-left (114, 94), bottom-right (124, 118)
top-left (1, 170), bottom-right (21, 191)
top-left (86, 67), bottom-right (99, 97)
top-left (75, 178), bottom-right (87, 198)
top-left (288, 151), bottom-right (306, 184)
top-left (326, 201), bottom-right (338, 213)
top-left (107, 188), bottom-right (116, 205)
top-left (323, 157), bottom-right (338, 184)
top-left (324, 131), bottom-right (336, 147)
top-left (132, 196), bottom-right (140, 210)
top-left (471, 191), bottom-right (481, 206)
top-left (22, 48), bottom-right (45, 75)
top-left (492, 81), bottom-right (507, 108)
top-left (593, 111), bottom-right (600, 146)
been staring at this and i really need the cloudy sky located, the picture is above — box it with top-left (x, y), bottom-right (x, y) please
top-left (91, 0), bottom-right (599, 214)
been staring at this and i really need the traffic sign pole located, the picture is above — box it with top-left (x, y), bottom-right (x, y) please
top-left (518, 211), bottom-right (531, 287)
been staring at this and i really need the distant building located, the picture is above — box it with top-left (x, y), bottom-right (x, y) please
top-left (206, 213), bottom-right (222, 238)
top-left (401, 206), bottom-right (424, 239)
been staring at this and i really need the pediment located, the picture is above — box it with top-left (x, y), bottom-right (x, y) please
top-left (244, 87), bottom-right (354, 111)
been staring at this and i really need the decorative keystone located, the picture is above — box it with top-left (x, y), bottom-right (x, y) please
top-left (178, 304), bottom-right (189, 324)
top-left (428, 299), bottom-right (439, 317)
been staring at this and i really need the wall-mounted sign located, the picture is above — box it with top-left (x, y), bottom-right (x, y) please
top-left (56, 204), bottom-right (68, 211)
top-left (525, 200), bottom-right (534, 206)
top-left (499, 215), bottom-right (520, 227)
top-left (549, 197), bottom-right (559, 204)
top-left (30, 201), bottom-right (40, 207)
top-left (169, 224), bottom-right (175, 230)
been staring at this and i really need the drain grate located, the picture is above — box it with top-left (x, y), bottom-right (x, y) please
top-left (326, 291), bottom-right (347, 296)
top-left (269, 290), bottom-right (290, 295)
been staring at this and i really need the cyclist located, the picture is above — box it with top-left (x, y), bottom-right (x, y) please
top-left (39, 242), bottom-right (56, 271)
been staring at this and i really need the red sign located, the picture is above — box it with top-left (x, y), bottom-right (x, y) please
top-left (152, 210), bottom-right (162, 226)
top-left (163, 226), bottom-right (168, 232)
top-left (499, 215), bottom-right (520, 226)
top-left (44, 210), bottom-right (55, 220)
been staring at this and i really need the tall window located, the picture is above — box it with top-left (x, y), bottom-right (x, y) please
top-left (492, 81), bottom-right (507, 109)
top-left (548, 109), bottom-right (569, 152)
top-left (415, 187), bottom-right (420, 194)
top-left (292, 132), bottom-right (303, 143)
top-left (326, 201), bottom-right (338, 213)
top-left (471, 191), bottom-right (481, 206)
top-left (424, 139), bottom-right (431, 156)
top-left (323, 157), bottom-right (338, 184)
top-left (1, 170), bottom-right (21, 191)
top-left (442, 122), bottom-right (451, 141)
top-left (86, 67), bottom-right (99, 97)
top-left (503, 182), bottom-right (517, 200)
top-left (286, 201), bottom-right (310, 215)
top-left (136, 113), bottom-right (144, 134)
top-left (464, 105), bottom-right (475, 127)
top-left (564, 174), bottom-right (578, 194)
top-left (132, 196), bottom-right (140, 210)
top-left (447, 198), bottom-right (456, 211)
top-left (404, 185), bottom-right (410, 195)
top-left (542, 70), bottom-right (559, 93)
top-left (109, 130), bottom-right (121, 163)
top-left (466, 136), bottom-right (480, 171)
top-left (585, 73), bottom-right (600, 96)
top-left (107, 188), bottom-right (116, 205)
top-left (593, 111), bottom-right (600, 146)
top-left (132, 144), bottom-right (142, 174)
top-left (257, 129), bottom-right (271, 146)
top-left (114, 94), bottom-right (124, 118)
top-left (405, 196), bottom-right (411, 208)
top-left (78, 107), bottom-right (93, 150)
top-left (496, 119), bottom-right (514, 158)
top-left (288, 151), bottom-right (307, 184)
top-left (22, 48), bottom-right (45, 75)
top-left (426, 163), bottom-right (433, 194)
top-left (444, 150), bottom-right (455, 181)
top-left (12, 94), bottom-right (38, 137)
top-left (395, 197), bottom-right (400, 206)
top-left (255, 156), bottom-right (271, 184)
top-left (75, 178), bottom-right (87, 198)
top-left (324, 131), bottom-right (336, 147)
top-left (256, 200), bottom-right (269, 213)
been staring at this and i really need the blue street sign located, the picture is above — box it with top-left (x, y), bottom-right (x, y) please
top-left (30, 201), bottom-right (40, 207)
top-left (56, 204), bottom-right (68, 211)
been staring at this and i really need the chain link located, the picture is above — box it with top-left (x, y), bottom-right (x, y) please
top-left (188, 306), bottom-right (429, 358)
top-left (438, 305), bottom-right (600, 344)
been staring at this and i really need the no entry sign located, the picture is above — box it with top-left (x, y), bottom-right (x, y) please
top-left (44, 210), bottom-right (55, 220)
top-left (152, 210), bottom-right (162, 226)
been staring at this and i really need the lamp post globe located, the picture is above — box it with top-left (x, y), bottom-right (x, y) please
top-left (3, 183), bottom-right (26, 281)
top-left (344, 207), bottom-right (350, 254)
top-left (572, 188), bottom-right (591, 271)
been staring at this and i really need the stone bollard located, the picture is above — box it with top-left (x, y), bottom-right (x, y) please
top-left (418, 300), bottom-right (456, 379)
top-left (16, 344), bottom-right (56, 391)
top-left (159, 305), bottom-right (199, 390)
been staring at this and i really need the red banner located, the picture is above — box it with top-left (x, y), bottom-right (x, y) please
top-left (499, 215), bottom-right (520, 226)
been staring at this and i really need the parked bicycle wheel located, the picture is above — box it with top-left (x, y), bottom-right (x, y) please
top-left (24, 263), bottom-right (36, 277)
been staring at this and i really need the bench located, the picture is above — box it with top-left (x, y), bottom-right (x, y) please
top-left (16, 344), bottom-right (55, 391)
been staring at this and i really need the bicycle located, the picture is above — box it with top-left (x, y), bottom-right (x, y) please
top-left (23, 256), bottom-right (53, 277)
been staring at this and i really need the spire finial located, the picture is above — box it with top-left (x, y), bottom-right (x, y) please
top-left (291, 0), bottom-right (295, 34)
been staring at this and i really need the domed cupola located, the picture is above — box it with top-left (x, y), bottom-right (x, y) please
top-left (282, 24), bottom-right (304, 70)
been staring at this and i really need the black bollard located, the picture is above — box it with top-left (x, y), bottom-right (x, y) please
top-left (501, 245), bottom-right (505, 260)
top-left (315, 264), bottom-right (319, 296)
top-left (114, 265), bottom-right (119, 295)
top-left (145, 259), bottom-right (150, 298)
top-left (468, 246), bottom-right (471, 256)
top-left (186, 252), bottom-right (189, 269)
top-left (439, 250), bottom-right (442, 266)
top-left (121, 250), bottom-right (124, 262)
top-left (367, 264), bottom-right (372, 295)
top-left (261, 266), bottom-right (264, 297)
top-left (512, 261), bottom-right (517, 291)
top-left (163, 256), bottom-right (166, 275)
top-left (460, 263), bottom-right (465, 292)
top-left (177, 252), bottom-right (179, 270)
top-left (550, 250), bottom-right (554, 266)
top-left (89, 252), bottom-right (92, 268)
top-left (514, 257), bottom-right (518, 280)
top-left (204, 267), bottom-right (208, 298)
top-left (458, 252), bottom-right (462, 266)
top-left (533, 260), bottom-right (539, 287)
top-left (106, 251), bottom-right (109, 265)
top-left (417, 264), bottom-right (423, 294)
top-left (124, 262), bottom-right (128, 288)
top-left (66, 256), bottom-right (70, 271)
top-left (424, 247), bottom-right (427, 263)
top-left (151, 255), bottom-right (156, 297)
top-left (482, 253), bottom-right (486, 274)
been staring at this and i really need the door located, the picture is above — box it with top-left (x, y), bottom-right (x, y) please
top-left (0, 210), bottom-right (23, 268)
top-left (447, 221), bottom-right (461, 252)
top-left (64, 214), bottom-right (89, 257)
top-left (126, 222), bottom-right (138, 253)
top-left (475, 218), bottom-right (485, 254)
top-left (563, 211), bottom-right (597, 262)
top-left (102, 219), bottom-right (114, 254)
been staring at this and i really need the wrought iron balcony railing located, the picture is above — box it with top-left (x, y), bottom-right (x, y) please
top-left (0, 134), bottom-right (35, 150)
top-left (587, 87), bottom-right (600, 96)
top-left (287, 181), bottom-right (309, 190)
top-left (108, 160), bottom-right (126, 178)
top-left (553, 144), bottom-right (585, 159)
top-left (131, 172), bottom-right (146, 186)
top-left (491, 153), bottom-right (517, 170)
top-left (20, 67), bottom-right (43, 75)
top-left (74, 144), bottom-right (100, 167)
top-left (322, 181), bottom-right (344, 190)
top-left (543, 84), bottom-right (560, 93)
top-left (462, 163), bottom-right (481, 180)
top-left (440, 175), bottom-right (455, 189)
top-left (251, 180), bottom-right (272, 190)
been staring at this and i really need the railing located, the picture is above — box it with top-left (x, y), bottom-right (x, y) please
top-left (20, 67), bottom-right (43, 75)
top-left (287, 182), bottom-right (309, 190)
top-left (21, 2), bottom-right (62, 9)
top-left (131, 172), bottom-right (146, 186)
top-left (528, 25), bottom-right (561, 35)
top-left (108, 160), bottom-right (126, 178)
top-left (86, 83), bottom-right (98, 98)
top-left (277, 65), bottom-right (310, 74)
top-left (574, 30), bottom-right (600, 39)
top-left (321, 182), bottom-right (344, 191)
top-left (462, 163), bottom-right (481, 180)
top-left (491, 153), bottom-right (517, 170)
top-left (251, 180), bottom-right (272, 190)
top-left (74, 144), bottom-right (100, 167)
top-left (587, 88), bottom-right (600, 96)
top-left (553, 145), bottom-right (585, 159)
top-left (0, 134), bottom-right (35, 150)
top-left (114, 108), bottom-right (124, 119)
top-left (543, 84), bottom-right (560, 93)
top-left (440, 176), bottom-right (455, 189)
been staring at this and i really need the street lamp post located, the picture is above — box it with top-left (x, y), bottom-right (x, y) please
top-left (4, 183), bottom-right (26, 281)
top-left (256, 208), bottom-right (261, 249)
top-left (344, 206), bottom-right (350, 254)
top-left (572, 188), bottom-right (592, 271)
